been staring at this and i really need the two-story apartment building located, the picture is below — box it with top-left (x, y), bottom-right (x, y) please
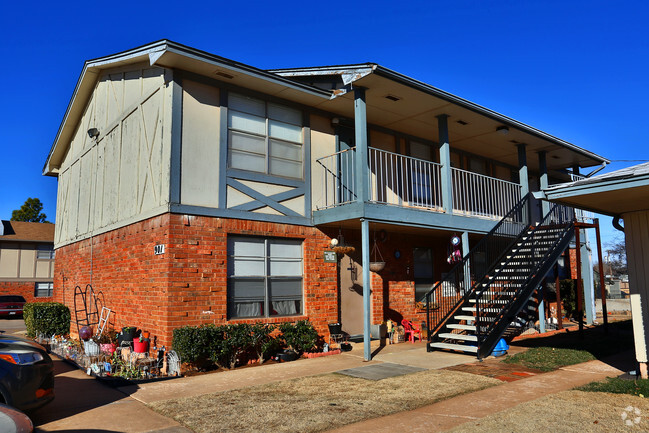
top-left (0, 221), bottom-right (55, 301)
top-left (43, 40), bottom-right (608, 354)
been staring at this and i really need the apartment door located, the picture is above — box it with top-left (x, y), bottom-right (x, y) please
top-left (340, 254), bottom-right (364, 336)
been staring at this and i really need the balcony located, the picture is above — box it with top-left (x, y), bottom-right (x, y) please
top-left (315, 147), bottom-right (522, 223)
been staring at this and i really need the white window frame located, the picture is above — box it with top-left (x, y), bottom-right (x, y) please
top-left (35, 282), bottom-right (53, 297)
top-left (227, 92), bottom-right (304, 179)
top-left (227, 236), bottom-right (303, 319)
top-left (37, 244), bottom-right (55, 260)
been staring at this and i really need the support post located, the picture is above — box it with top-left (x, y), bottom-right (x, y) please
top-left (581, 229), bottom-right (595, 324)
top-left (517, 144), bottom-right (530, 223)
top-left (462, 231), bottom-right (471, 291)
top-left (538, 151), bottom-right (550, 217)
top-left (555, 262), bottom-right (563, 330)
top-left (594, 218), bottom-right (608, 331)
top-left (361, 218), bottom-right (372, 361)
top-left (538, 284), bottom-right (546, 333)
top-left (437, 115), bottom-right (453, 214)
top-left (575, 227), bottom-right (584, 337)
top-left (354, 87), bottom-right (369, 206)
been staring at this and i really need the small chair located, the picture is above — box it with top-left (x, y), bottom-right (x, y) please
top-left (401, 319), bottom-right (422, 343)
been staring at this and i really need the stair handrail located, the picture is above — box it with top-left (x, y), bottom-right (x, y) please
top-left (473, 202), bottom-right (574, 356)
top-left (424, 193), bottom-right (532, 344)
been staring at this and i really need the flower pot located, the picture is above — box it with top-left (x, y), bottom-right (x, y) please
top-left (120, 327), bottom-right (136, 342)
top-left (100, 343), bottom-right (116, 355)
top-left (275, 350), bottom-right (298, 362)
top-left (369, 261), bottom-right (385, 272)
top-left (142, 331), bottom-right (150, 339)
top-left (133, 340), bottom-right (149, 353)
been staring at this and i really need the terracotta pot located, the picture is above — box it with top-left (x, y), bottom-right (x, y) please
top-left (142, 331), bottom-right (150, 339)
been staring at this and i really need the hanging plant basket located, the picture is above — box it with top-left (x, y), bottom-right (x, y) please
top-left (369, 232), bottom-right (386, 272)
top-left (369, 261), bottom-right (386, 272)
top-left (333, 245), bottom-right (355, 255)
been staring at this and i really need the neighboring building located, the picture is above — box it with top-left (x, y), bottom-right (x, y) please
top-left (43, 40), bottom-right (608, 350)
top-left (0, 221), bottom-right (55, 302)
top-left (541, 161), bottom-right (649, 377)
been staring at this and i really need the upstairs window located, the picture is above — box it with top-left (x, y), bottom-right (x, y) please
top-left (37, 245), bottom-right (55, 260)
top-left (228, 93), bottom-right (304, 179)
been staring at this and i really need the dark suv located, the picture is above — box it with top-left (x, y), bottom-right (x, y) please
top-left (0, 296), bottom-right (26, 318)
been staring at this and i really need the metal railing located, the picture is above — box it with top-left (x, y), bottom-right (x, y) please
top-left (369, 148), bottom-right (443, 210)
top-left (452, 167), bottom-right (522, 219)
top-left (316, 147), bottom-right (523, 220)
top-left (424, 194), bottom-right (532, 341)
top-left (473, 202), bottom-right (574, 357)
top-left (315, 148), bottom-right (356, 210)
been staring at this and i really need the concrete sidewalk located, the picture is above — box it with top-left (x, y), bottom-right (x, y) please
top-left (327, 358), bottom-right (624, 433)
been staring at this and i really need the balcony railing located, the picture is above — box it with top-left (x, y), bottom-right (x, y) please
top-left (369, 148), bottom-right (443, 210)
top-left (316, 147), bottom-right (523, 220)
top-left (451, 167), bottom-right (522, 219)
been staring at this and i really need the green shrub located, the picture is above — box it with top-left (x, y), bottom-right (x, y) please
top-left (279, 320), bottom-right (318, 353)
top-left (250, 323), bottom-right (277, 364)
top-left (172, 324), bottom-right (223, 369)
top-left (24, 302), bottom-right (70, 338)
top-left (211, 324), bottom-right (253, 369)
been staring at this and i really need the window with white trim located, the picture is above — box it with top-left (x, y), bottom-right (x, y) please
top-left (227, 93), bottom-right (304, 179)
top-left (37, 244), bottom-right (55, 260)
top-left (227, 236), bottom-right (303, 319)
top-left (35, 282), bottom-right (53, 297)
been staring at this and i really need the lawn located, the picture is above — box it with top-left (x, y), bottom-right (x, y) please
top-left (148, 369), bottom-right (500, 433)
top-left (448, 390), bottom-right (649, 432)
top-left (578, 377), bottom-right (649, 397)
top-left (503, 346), bottom-right (595, 371)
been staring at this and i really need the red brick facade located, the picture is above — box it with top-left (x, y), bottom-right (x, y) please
top-left (54, 213), bottom-right (461, 347)
top-left (0, 281), bottom-right (53, 303)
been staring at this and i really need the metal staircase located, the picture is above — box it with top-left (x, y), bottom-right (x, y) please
top-left (424, 194), bottom-right (575, 359)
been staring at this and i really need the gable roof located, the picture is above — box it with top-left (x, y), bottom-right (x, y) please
top-left (0, 221), bottom-right (55, 243)
top-left (44, 40), bottom-right (609, 177)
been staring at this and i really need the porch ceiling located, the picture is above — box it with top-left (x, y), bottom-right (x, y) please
top-left (273, 66), bottom-right (608, 175)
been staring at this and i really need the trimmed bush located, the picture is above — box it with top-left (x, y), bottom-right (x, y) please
top-left (250, 323), bottom-right (278, 364)
top-left (279, 320), bottom-right (318, 353)
top-left (172, 324), bottom-right (223, 369)
top-left (24, 302), bottom-right (71, 338)
top-left (211, 324), bottom-right (253, 369)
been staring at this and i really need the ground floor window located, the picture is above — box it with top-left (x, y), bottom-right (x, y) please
top-left (227, 236), bottom-right (303, 319)
top-left (35, 282), bottom-right (53, 297)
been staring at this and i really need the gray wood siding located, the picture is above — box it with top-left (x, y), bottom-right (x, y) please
top-left (54, 65), bottom-right (172, 247)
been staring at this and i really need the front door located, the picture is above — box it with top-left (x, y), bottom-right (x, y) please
top-left (340, 254), bottom-right (364, 336)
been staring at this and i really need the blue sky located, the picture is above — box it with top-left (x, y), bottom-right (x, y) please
top-left (1, 1), bottom-right (646, 253)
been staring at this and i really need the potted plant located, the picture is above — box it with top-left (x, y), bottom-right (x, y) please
top-left (118, 326), bottom-right (137, 345)
top-left (133, 334), bottom-right (150, 354)
top-left (95, 330), bottom-right (118, 355)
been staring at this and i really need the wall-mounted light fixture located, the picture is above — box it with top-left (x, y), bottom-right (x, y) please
top-left (87, 128), bottom-right (100, 139)
top-left (496, 126), bottom-right (509, 135)
top-left (331, 117), bottom-right (340, 126)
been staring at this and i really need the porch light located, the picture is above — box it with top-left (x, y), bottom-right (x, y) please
top-left (87, 128), bottom-right (100, 139)
top-left (496, 126), bottom-right (509, 135)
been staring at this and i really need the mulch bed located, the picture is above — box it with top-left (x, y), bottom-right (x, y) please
top-left (444, 358), bottom-right (544, 382)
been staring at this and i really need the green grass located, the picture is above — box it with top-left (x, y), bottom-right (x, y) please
top-left (503, 347), bottom-right (596, 371)
top-left (577, 377), bottom-right (649, 397)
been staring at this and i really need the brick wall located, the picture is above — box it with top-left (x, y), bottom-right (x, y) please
top-left (0, 281), bottom-right (54, 303)
top-left (54, 213), bottom-right (338, 347)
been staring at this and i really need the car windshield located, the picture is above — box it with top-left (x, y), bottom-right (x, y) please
top-left (0, 296), bottom-right (26, 303)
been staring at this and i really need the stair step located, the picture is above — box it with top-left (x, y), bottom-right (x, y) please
top-left (462, 307), bottom-right (501, 313)
top-left (447, 324), bottom-right (476, 331)
top-left (429, 342), bottom-right (478, 353)
top-left (438, 332), bottom-right (478, 342)
top-left (469, 298), bottom-right (509, 304)
top-left (454, 315), bottom-right (476, 321)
